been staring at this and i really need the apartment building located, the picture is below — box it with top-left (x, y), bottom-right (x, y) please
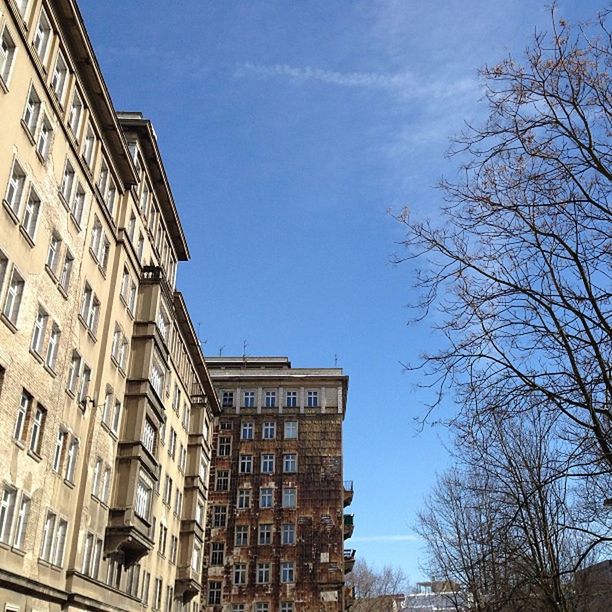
top-left (0, 0), bottom-right (218, 609)
top-left (203, 357), bottom-right (355, 612)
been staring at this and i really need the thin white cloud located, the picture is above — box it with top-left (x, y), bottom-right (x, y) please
top-left (349, 534), bottom-right (421, 543)
top-left (236, 62), bottom-right (475, 101)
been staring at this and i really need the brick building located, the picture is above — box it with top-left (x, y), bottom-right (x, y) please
top-left (203, 357), bottom-right (355, 612)
top-left (0, 0), bottom-right (218, 609)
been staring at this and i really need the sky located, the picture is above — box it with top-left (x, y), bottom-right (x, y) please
top-left (79, 0), bottom-right (603, 584)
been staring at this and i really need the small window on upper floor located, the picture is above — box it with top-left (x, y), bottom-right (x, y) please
top-left (22, 186), bottom-right (41, 241)
top-left (36, 116), bottom-right (53, 161)
top-left (0, 27), bottom-right (17, 89)
top-left (221, 391), bottom-right (234, 408)
top-left (23, 85), bottom-right (41, 138)
top-left (33, 9), bottom-right (52, 65)
top-left (51, 50), bottom-right (68, 105)
top-left (82, 124), bottom-right (95, 168)
top-left (307, 390), bottom-right (319, 407)
top-left (3, 267), bottom-right (24, 327)
top-left (5, 159), bottom-right (26, 218)
top-left (68, 90), bottom-right (83, 138)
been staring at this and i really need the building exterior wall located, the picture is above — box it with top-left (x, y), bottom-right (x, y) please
top-left (203, 358), bottom-right (353, 612)
top-left (0, 0), bottom-right (218, 610)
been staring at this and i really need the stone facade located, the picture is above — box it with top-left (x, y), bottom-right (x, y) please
top-left (0, 0), bottom-right (218, 610)
top-left (203, 357), bottom-right (354, 612)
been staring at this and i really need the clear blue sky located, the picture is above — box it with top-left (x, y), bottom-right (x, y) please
top-left (79, 0), bottom-right (601, 583)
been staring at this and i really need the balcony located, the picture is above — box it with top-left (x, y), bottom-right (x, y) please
top-left (344, 549), bottom-right (356, 574)
top-left (343, 480), bottom-right (354, 507)
top-left (175, 565), bottom-right (200, 601)
top-left (343, 514), bottom-right (354, 540)
top-left (105, 510), bottom-right (154, 566)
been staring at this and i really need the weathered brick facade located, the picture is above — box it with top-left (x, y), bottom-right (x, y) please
top-left (203, 357), bottom-right (354, 612)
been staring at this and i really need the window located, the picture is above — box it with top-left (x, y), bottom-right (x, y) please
top-left (52, 429), bottom-right (66, 472)
top-left (170, 535), bottom-right (178, 564)
top-left (82, 124), bottom-right (95, 167)
top-left (191, 542), bottom-right (201, 573)
top-left (282, 487), bottom-right (296, 508)
top-left (281, 603), bottom-right (294, 612)
top-left (13, 495), bottom-right (30, 550)
top-left (154, 578), bottom-right (163, 609)
top-left (135, 473), bottom-right (152, 520)
top-left (181, 403), bottom-right (190, 430)
top-left (284, 420), bottom-right (298, 439)
top-left (280, 562), bottom-right (294, 583)
top-left (233, 563), bottom-right (247, 585)
top-left (105, 179), bottom-right (116, 215)
top-left (71, 185), bottom-right (85, 227)
top-left (237, 488), bottom-right (251, 509)
top-left (40, 511), bottom-right (67, 567)
top-left (195, 500), bottom-right (204, 525)
top-left (60, 160), bottom-right (75, 203)
top-left (174, 489), bottom-right (182, 517)
top-left (0, 27), bottom-right (16, 86)
top-left (14, 390), bottom-right (31, 441)
top-left (82, 533), bottom-right (103, 579)
top-left (212, 505), bottom-right (227, 528)
top-left (256, 563), bottom-right (270, 584)
top-left (261, 454), bottom-right (275, 474)
top-left (36, 117), bottom-right (52, 160)
top-left (0, 486), bottom-right (17, 543)
top-left (136, 232), bottom-right (144, 261)
top-left (215, 470), bottom-right (229, 491)
top-left (3, 268), bottom-right (24, 325)
top-left (78, 364), bottom-right (91, 404)
top-left (282, 523), bottom-right (295, 545)
top-left (222, 390), bottom-right (234, 407)
top-left (65, 438), bottom-right (79, 482)
top-left (66, 350), bottom-right (81, 393)
top-left (142, 419), bottom-right (156, 454)
top-left (22, 186), bottom-right (41, 238)
top-left (5, 160), bottom-right (26, 215)
top-left (258, 524), bottom-right (272, 545)
top-left (0, 251), bottom-right (6, 292)
top-left (210, 542), bottom-right (224, 565)
top-left (283, 454), bottom-right (297, 474)
top-left (235, 525), bottom-right (248, 546)
top-left (91, 458), bottom-right (102, 497)
top-left (172, 384), bottom-right (181, 412)
top-left (45, 323), bottom-right (60, 370)
top-left (139, 182), bottom-right (149, 216)
top-left (150, 353), bottom-right (165, 397)
top-left (101, 467), bottom-right (111, 504)
top-left (264, 390), bottom-right (276, 407)
top-left (31, 306), bottom-right (48, 354)
top-left (255, 604), bottom-right (269, 612)
top-left (163, 475), bottom-right (172, 505)
top-left (168, 427), bottom-right (177, 459)
top-left (158, 524), bottom-right (167, 555)
top-left (33, 9), bottom-right (52, 62)
top-left (233, 606), bottom-right (246, 612)
top-left (199, 455), bottom-right (207, 482)
top-left (263, 421), bottom-right (276, 439)
top-left (240, 422), bottom-right (253, 440)
top-left (141, 571), bottom-right (151, 605)
top-left (307, 390), bottom-right (319, 407)
top-left (51, 50), bottom-right (68, 103)
top-left (59, 249), bottom-right (74, 292)
top-left (207, 581), bottom-right (221, 605)
top-left (259, 487), bottom-right (273, 509)
top-left (46, 232), bottom-right (62, 273)
top-left (220, 420), bottom-right (233, 431)
top-left (239, 454), bottom-right (253, 473)
top-left (68, 89), bottom-right (83, 136)
top-left (23, 86), bottom-right (41, 139)
top-left (243, 390), bottom-right (255, 408)
top-left (29, 404), bottom-right (46, 454)
top-left (285, 390), bottom-right (297, 407)
top-left (128, 279), bottom-right (137, 313)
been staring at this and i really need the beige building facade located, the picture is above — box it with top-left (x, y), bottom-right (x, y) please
top-left (0, 0), bottom-right (218, 610)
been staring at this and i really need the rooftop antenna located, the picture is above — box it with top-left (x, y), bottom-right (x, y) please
top-left (218, 345), bottom-right (225, 357)
top-left (196, 322), bottom-right (207, 349)
top-left (334, 353), bottom-right (338, 367)
top-left (242, 340), bottom-right (248, 367)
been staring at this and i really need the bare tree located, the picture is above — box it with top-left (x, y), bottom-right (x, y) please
top-left (417, 410), bottom-right (609, 612)
top-left (396, 7), bottom-right (611, 468)
top-left (347, 559), bottom-right (411, 611)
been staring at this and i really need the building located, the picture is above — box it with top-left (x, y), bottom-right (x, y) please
top-left (404, 581), bottom-right (465, 612)
top-left (203, 356), bottom-right (354, 612)
top-left (0, 0), bottom-right (218, 609)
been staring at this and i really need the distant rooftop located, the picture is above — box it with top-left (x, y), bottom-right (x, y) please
top-left (206, 356), bottom-right (346, 378)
